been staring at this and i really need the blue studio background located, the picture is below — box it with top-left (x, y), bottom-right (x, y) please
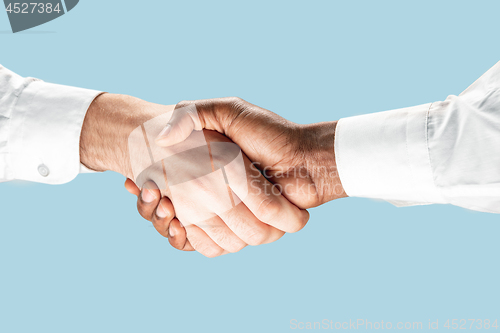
top-left (1, 1), bottom-right (499, 332)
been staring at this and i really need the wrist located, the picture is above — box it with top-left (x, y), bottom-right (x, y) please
top-left (300, 121), bottom-right (347, 204)
top-left (80, 93), bottom-right (174, 179)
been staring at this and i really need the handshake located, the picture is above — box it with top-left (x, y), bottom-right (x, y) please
top-left (80, 94), bottom-right (347, 257)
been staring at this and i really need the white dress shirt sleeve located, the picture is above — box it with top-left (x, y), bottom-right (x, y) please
top-left (0, 65), bottom-right (102, 184)
top-left (335, 61), bottom-right (500, 214)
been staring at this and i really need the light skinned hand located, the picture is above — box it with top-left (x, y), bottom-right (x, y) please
top-left (126, 129), bottom-right (308, 258)
top-left (78, 93), bottom-right (314, 257)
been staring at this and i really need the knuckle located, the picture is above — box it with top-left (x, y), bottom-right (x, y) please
top-left (256, 198), bottom-right (283, 225)
top-left (201, 246), bottom-right (224, 258)
top-left (188, 234), bottom-right (223, 258)
top-left (175, 100), bottom-right (190, 110)
top-left (285, 211), bottom-right (309, 234)
top-left (269, 229), bottom-right (286, 243)
top-left (205, 223), bottom-right (226, 241)
top-left (285, 221), bottom-right (304, 234)
top-left (225, 97), bottom-right (246, 112)
top-left (229, 96), bottom-right (244, 104)
top-left (226, 240), bottom-right (247, 253)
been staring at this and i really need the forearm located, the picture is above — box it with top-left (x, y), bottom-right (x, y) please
top-left (80, 93), bottom-right (175, 179)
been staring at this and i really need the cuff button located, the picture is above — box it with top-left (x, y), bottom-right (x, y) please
top-left (38, 164), bottom-right (50, 177)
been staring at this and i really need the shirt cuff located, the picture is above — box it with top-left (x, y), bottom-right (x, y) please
top-left (9, 80), bottom-right (102, 184)
top-left (334, 103), bottom-right (446, 206)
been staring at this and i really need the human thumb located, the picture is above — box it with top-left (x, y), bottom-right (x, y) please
top-left (155, 104), bottom-right (202, 147)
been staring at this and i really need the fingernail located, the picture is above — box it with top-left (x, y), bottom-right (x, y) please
top-left (156, 202), bottom-right (168, 218)
top-left (141, 181), bottom-right (157, 203)
top-left (157, 124), bottom-right (172, 139)
top-left (169, 223), bottom-right (176, 238)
